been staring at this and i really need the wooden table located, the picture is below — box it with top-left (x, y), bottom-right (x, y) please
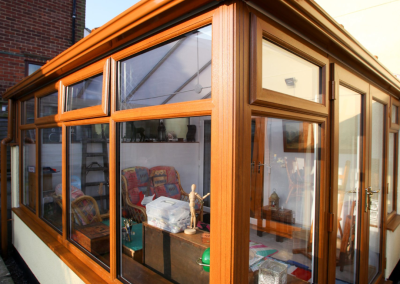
top-left (143, 222), bottom-right (210, 284)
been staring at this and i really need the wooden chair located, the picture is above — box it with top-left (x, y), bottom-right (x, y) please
top-left (336, 200), bottom-right (356, 271)
top-left (121, 166), bottom-right (205, 223)
top-left (292, 221), bottom-right (313, 260)
top-left (71, 195), bottom-right (108, 226)
top-left (285, 157), bottom-right (306, 204)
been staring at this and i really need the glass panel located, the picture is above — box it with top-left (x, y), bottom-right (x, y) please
top-left (22, 98), bottom-right (35, 124)
top-left (22, 129), bottom-right (36, 212)
top-left (368, 100), bottom-right (384, 283)
top-left (336, 85), bottom-right (362, 284)
top-left (38, 91), bottom-right (58, 117)
top-left (118, 116), bottom-right (211, 284)
top-left (68, 124), bottom-right (110, 267)
top-left (65, 74), bottom-right (103, 111)
top-left (392, 105), bottom-right (398, 124)
top-left (28, 63), bottom-right (42, 75)
top-left (262, 40), bottom-right (322, 103)
top-left (388, 133), bottom-right (395, 214)
top-left (40, 127), bottom-right (62, 231)
top-left (117, 25), bottom-right (212, 110)
top-left (248, 117), bottom-right (320, 284)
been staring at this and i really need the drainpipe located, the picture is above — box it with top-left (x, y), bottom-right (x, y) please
top-left (1, 99), bottom-right (13, 259)
top-left (72, 0), bottom-right (77, 44)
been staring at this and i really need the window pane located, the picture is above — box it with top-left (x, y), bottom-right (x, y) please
top-left (22, 98), bottom-right (35, 124)
top-left (117, 25), bottom-right (212, 110)
top-left (388, 133), bottom-right (395, 214)
top-left (68, 124), bottom-right (110, 267)
top-left (248, 117), bottom-right (320, 283)
top-left (392, 105), bottom-right (398, 124)
top-left (28, 63), bottom-right (42, 75)
top-left (22, 129), bottom-right (36, 212)
top-left (65, 74), bottom-right (103, 111)
top-left (38, 91), bottom-right (58, 117)
top-left (118, 116), bottom-right (211, 283)
top-left (262, 40), bottom-right (322, 103)
top-left (40, 127), bottom-right (62, 231)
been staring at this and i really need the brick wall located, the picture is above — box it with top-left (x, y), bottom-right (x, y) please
top-left (0, 0), bottom-right (86, 96)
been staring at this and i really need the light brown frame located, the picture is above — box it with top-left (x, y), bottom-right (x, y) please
top-left (390, 97), bottom-right (400, 130)
top-left (250, 13), bottom-right (329, 116)
top-left (34, 82), bottom-right (60, 124)
top-left (59, 58), bottom-right (111, 122)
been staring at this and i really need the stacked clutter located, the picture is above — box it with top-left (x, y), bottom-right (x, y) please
top-left (146, 196), bottom-right (191, 233)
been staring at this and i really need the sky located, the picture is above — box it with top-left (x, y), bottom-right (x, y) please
top-left (85, 0), bottom-right (139, 30)
top-left (85, 0), bottom-right (400, 78)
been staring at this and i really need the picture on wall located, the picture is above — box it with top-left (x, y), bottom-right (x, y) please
top-left (283, 120), bottom-right (314, 153)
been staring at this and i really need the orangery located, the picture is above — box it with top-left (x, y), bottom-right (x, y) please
top-left (2, 0), bottom-right (400, 283)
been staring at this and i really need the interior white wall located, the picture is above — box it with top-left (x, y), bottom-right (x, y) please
top-left (262, 119), bottom-right (315, 227)
top-left (12, 213), bottom-right (84, 284)
top-left (386, 228), bottom-right (400, 279)
top-left (11, 146), bottom-right (19, 208)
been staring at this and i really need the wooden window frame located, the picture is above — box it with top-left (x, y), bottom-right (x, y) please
top-left (250, 13), bottom-right (329, 116)
top-left (387, 130), bottom-right (398, 222)
top-left (59, 58), bottom-right (111, 122)
top-left (15, 8), bottom-right (218, 284)
top-left (390, 98), bottom-right (400, 130)
top-left (34, 83), bottom-right (60, 125)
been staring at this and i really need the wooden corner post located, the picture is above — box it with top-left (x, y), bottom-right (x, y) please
top-left (211, 1), bottom-right (251, 283)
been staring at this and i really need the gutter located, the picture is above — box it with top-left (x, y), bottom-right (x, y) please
top-left (1, 100), bottom-right (13, 259)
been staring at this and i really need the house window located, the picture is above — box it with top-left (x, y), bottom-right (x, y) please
top-left (67, 123), bottom-right (110, 268)
top-left (65, 74), bottom-right (103, 112)
top-left (26, 61), bottom-right (43, 76)
top-left (249, 116), bottom-right (320, 283)
top-left (38, 91), bottom-right (58, 117)
top-left (21, 98), bottom-right (35, 125)
top-left (118, 116), bottom-right (211, 283)
top-left (117, 25), bottom-right (212, 110)
top-left (262, 40), bottom-right (322, 104)
top-left (40, 127), bottom-right (62, 231)
top-left (388, 132), bottom-right (396, 214)
top-left (22, 129), bottom-right (37, 212)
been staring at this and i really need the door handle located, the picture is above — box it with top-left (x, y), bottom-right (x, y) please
top-left (258, 162), bottom-right (271, 173)
top-left (365, 187), bottom-right (381, 212)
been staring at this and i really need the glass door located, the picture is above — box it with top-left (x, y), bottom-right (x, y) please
top-left (330, 64), bottom-right (386, 284)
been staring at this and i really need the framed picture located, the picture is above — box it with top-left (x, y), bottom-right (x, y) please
top-left (283, 120), bottom-right (314, 153)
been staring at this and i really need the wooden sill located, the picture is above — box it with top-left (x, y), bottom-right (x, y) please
top-left (12, 208), bottom-right (171, 284)
top-left (386, 214), bottom-right (400, 232)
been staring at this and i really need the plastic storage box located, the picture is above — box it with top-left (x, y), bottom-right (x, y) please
top-left (146, 196), bottom-right (191, 233)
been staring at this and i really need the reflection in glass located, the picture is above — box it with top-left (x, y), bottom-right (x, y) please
top-left (262, 40), bottom-right (321, 103)
top-left (368, 100), bottom-right (384, 283)
top-left (336, 86), bottom-right (362, 284)
top-left (38, 92), bottom-right (58, 117)
top-left (65, 74), bottom-right (103, 111)
top-left (117, 25), bottom-right (212, 110)
top-left (68, 124), bottom-right (110, 267)
top-left (22, 98), bottom-right (35, 124)
top-left (248, 117), bottom-right (320, 283)
top-left (388, 133), bottom-right (395, 214)
top-left (40, 128), bottom-right (62, 231)
top-left (118, 116), bottom-right (211, 283)
top-left (22, 129), bottom-right (36, 212)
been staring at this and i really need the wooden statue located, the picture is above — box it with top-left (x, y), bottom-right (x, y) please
top-left (184, 184), bottom-right (210, 235)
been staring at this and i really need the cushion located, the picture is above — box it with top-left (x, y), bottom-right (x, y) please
top-left (150, 166), bottom-right (178, 186)
top-left (55, 184), bottom-right (84, 201)
top-left (72, 198), bottom-right (98, 226)
top-left (122, 166), bottom-right (151, 189)
top-left (128, 186), bottom-right (155, 207)
top-left (154, 183), bottom-right (181, 200)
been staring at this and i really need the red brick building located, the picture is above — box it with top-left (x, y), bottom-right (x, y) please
top-left (0, 0), bottom-right (86, 96)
